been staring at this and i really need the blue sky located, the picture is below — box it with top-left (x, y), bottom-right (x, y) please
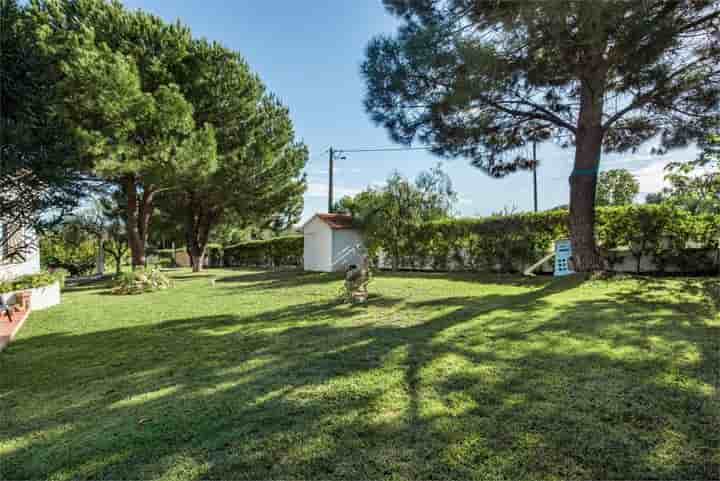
top-left (124, 0), bottom-right (699, 222)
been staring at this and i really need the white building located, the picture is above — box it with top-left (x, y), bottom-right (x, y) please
top-left (302, 213), bottom-right (365, 272)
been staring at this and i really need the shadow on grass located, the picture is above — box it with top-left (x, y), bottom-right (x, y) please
top-left (63, 279), bottom-right (115, 294)
top-left (170, 274), bottom-right (219, 281)
top-left (215, 269), bottom-right (344, 292)
top-left (377, 269), bottom-right (558, 288)
top-left (1, 276), bottom-right (717, 480)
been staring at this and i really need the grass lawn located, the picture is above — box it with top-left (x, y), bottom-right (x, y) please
top-left (1, 269), bottom-right (718, 480)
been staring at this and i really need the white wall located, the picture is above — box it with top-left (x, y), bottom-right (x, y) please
top-left (303, 217), bottom-right (333, 272)
top-left (0, 250), bottom-right (41, 281)
top-left (331, 229), bottom-right (366, 272)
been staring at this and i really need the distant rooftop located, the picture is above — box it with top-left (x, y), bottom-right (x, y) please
top-left (315, 213), bottom-right (355, 230)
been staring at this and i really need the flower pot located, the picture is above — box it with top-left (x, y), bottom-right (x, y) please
top-left (16, 291), bottom-right (31, 312)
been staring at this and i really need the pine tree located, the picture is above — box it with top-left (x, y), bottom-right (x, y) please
top-left (363, 0), bottom-right (720, 270)
top-left (29, 0), bottom-right (198, 268)
top-left (162, 41), bottom-right (308, 272)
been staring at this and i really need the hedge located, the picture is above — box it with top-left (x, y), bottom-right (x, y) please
top-left (223, 236), bottom-right (303, 268)
top-left (152, 244), bottom-right (224, 267)
top-left (368, 205), bottom-right (720, 274)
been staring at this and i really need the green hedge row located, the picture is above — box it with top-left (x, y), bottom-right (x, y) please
top-left (223, 236), bottom-right (303, 268)
top-left (152, 245), bottom-right (224, 267)
top-left (370, 205), bottom-right (720, 274)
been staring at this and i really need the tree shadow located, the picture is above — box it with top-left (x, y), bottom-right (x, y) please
top-left (215, 269), bottom-right (344, 291)
top-left (1, 275), bottom-right (716, 479)
top-left (379, 270), bottom-right (558, 288)
top-left (63, 279), bottom-right (115, 294)
top-left (170, 274), bottom-right (219, 281)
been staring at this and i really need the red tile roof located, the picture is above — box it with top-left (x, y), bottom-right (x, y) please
top-left (316, 213), bottom-right (355, 230)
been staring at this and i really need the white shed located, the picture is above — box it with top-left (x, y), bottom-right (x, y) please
top-left (302, 213), bottom-right (365, 272)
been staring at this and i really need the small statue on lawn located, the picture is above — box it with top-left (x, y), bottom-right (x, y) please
top-left (342, 256), bottom-right (371, 304)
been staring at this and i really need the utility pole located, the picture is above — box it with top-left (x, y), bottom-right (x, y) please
top-left (532, 140), bottom-right (538, 213)
top-left (328, 147), bottom-right (334, 213)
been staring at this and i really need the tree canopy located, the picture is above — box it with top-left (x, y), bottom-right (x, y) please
top-left (596, 169), bottom-right (640, 206)
top-left (1, 0), bottom-right (90, 259)
top-left (648, 131), bottom-right (720, 214)
top-left (161, 39), bottom-right (307, 271)
top-left (363, 0), bottom-right (720, 270)
top-left (336, 165), bottom-right (456, 270)
top-left (11, 0), bottom-right (307, 270)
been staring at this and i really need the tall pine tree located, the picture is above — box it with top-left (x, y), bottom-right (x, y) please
top-left (166, 40), bottom-right (307, 271)
top-left (363, 0), bottom-right (720, 270)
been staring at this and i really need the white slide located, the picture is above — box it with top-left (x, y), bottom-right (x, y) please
top-left (524, 252), bottom-right (556, 277)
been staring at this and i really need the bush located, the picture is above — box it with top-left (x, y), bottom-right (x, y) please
top-left (368, 205), bottom-right (719, 274)
top-left (206, 244), bottom-right (224, 267)
top-left (150, 248), bottom-right (176, 266)
top-left (0, 271), bottom-right (66, 294)
top-left (111, 267), bottom-right (174, 295)
top-left (223, 236), bottom-right (303, 268)
top-left (40, 233), bottom-right (97, 276)
top-left (373, 210), bottom-right (567, 273)
top-left (153, 244), bottom-right (224, 268)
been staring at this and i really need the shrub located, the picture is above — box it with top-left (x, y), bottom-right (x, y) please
top-left (0, 271), bottom-right (66, 294)
top-left (597, 204), bottom-right (675, 273)
top-left (223, 236), bottom-right (303, 268)
top-left (151, 248), bottom-right (176, 266)
top-left (153, 244), bottom-right (224, 268)
top-left (40, 233), bottom-right (97, 276)
top-left (384, 210), bottom-right (568, 273)
top-left (366, 205), bottom-right (719, 274)
top-left (206, 244), bottom-right (224, 267)
top-left (111, 267), bottom-right (173, 295)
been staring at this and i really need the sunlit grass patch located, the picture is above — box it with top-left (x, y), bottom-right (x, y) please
top-left (1, 269), bottom-right (717, 480)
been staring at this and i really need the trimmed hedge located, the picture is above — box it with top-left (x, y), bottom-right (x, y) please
top-left (223, 236), bottom-right (303, 268)
top-left (153, 244), bottom-right (224, 267)
top-left (369, 205), bottom-right (720, 274)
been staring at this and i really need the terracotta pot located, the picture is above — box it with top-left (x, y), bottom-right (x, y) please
top-left (16, 291), bottom-right (31, 312)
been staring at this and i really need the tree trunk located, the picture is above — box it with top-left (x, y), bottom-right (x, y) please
top-left (138, 185), bottom-right (156, 269)
top-left (96, 236), bottom-right (105, 276)
top-left (124, 177), bottom-right (157, 270)
top-left (569, 77), bottom-right (606, 272)
top-left (184, 200), bottom-right (217, 273)
top-left (189, 243), bottom-right (206, 273)
top-left (190, 250), bottom-right (204, 272)
top-left (124, 176), bottom-right (145, 269)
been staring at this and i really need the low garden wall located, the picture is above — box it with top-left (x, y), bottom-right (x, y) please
top-left (0, 271), bottom-right (64, 311)
top-left (1, 282), bottom-right (61, 311)
top-left (376, 247), bottom-right (718, 274)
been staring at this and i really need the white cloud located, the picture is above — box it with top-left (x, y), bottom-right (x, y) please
top-left (629, 160), bottom-right (668, 195)
top-left (605, 153), bottom-right (656, 165)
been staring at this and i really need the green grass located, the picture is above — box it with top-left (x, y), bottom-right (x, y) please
top-left (1, 269), bottom-right (718, 480)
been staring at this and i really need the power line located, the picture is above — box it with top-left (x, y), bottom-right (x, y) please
top-left (335, 146), bottom-right (435, 153)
